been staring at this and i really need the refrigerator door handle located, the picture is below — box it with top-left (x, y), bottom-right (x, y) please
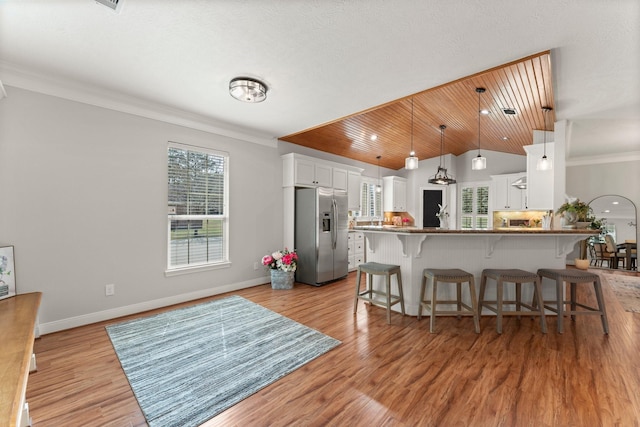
top-left (331, 198), bottom-right (338, 250)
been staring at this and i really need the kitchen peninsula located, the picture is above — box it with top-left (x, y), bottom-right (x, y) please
top-left (353, 226), bottom-right (598, 316)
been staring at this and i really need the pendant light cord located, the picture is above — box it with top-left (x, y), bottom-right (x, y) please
top-left (476, 87), bottom-right (485, 155)
top-left (410, 99), bottom-right (414, 154)
top-left (542, 107), bottom-right (552, 156)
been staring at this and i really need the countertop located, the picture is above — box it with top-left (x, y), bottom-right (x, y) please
top-left (352, 226), bottom-right (598, 235)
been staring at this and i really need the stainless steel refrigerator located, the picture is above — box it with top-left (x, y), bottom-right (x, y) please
top-left (295, 187), bottom-right (349, 286)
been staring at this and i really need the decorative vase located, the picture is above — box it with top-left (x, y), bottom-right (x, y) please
top-left (576, 221), bottom-right (591, 229)
top-left (270, 269), bottom-right (295, 290)
top-left (562, 211), bottom-right (578, 229)
top-left (575, 258), bottom-right (589, 270)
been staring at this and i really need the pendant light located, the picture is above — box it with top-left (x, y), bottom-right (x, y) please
top-left (536, 107), bottom-right (553, 171)
top-left (471, 87), bottom-right (487, 170)
top-left (405, 98), bottom-right (419, 170)
top-left (428, 125), bottom-right (457, 185)
top-left (376, 155), bottom-right (382, 193)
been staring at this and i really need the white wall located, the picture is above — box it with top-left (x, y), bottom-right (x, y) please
top-left (566, 160), bottom-right (640, 249)
top-left (0, 87), bottom-right (284, 332)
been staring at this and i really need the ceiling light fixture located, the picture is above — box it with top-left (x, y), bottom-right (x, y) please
top-left (376, 155), bottom-right (382, 193)
top-left (229, 77), bottom-right (268, 103)
top-left (472, 88), bottom-right (487, 170)
top-left (405, 98), bottom-right (419, 170)
top-left (536, 106), bottom-right (553, 171)
top-left (428, 125), bottom-right (456, 185)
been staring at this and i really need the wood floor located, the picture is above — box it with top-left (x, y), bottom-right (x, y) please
top-left (26, 269), bottom-right (640, 426)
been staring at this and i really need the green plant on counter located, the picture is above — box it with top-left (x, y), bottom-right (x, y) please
top-left (555, 198), bottom-right (593, 222)
top-left (589, 217), bottom-right (606, 230)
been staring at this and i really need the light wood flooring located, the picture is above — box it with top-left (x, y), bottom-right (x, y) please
top-left (26, 269), bottom-right (640, 426)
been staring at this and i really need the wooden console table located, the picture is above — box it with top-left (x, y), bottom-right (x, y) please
top-left (0, 292), bottom-right (42, 427)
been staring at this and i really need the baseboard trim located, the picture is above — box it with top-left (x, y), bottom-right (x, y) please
top-left (38, 276), bottom-right (269, 334)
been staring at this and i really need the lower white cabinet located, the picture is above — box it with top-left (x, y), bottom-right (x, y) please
top-left (348, 231), bottom-right (365, 271)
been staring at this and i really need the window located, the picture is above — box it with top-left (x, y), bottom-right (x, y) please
top-left (360, 178), bottom-right (382, 219)
top-left (167, 143), bottom-right (229, 271)
top-left (460, 183), bottom-right (490, 229)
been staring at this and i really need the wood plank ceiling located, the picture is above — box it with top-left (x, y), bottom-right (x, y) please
top-left (279, 51), bottom-right (555, 170)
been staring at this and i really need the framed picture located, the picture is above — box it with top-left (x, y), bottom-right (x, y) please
top-left (0, 245), bottom-right (16, 300)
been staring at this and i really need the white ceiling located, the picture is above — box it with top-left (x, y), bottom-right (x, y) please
top-left (1, 1), bottom-right (639, 162)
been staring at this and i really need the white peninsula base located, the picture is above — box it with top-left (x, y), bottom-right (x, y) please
top-left (355, 228), bottom-right (596, 316)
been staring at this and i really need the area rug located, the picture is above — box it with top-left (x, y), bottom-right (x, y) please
top-left (599, 272), bottom-right (640, 313)
top-left (106, 295), bottom-right (340, 427)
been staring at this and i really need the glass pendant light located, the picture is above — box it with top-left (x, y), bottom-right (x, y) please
top-left (405, 98), bottom-right (419, 170)
top-left (376, 155), bottom-right (382, 192)
top-left (428, 125), bottom-right (457, 185)
top-left (471, 87), bottom-right (487, 170)
top-left (536, 107), bottom-right (553, 171)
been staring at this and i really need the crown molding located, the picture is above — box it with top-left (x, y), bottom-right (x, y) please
top-left (566, 151), bottom-right (640, 167)
top-left (0, 61), bottom-right (277, 148)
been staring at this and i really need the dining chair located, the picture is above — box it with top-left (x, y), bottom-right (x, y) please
top-left (604, 234), bottom-right (625, 269)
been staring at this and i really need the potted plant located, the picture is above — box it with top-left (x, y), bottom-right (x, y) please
top-left (555, 197), bottom-right (593, 228)
top-left (261, 248), bottom-right (298, 289)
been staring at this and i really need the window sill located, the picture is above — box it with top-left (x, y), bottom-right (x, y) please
top-left (165, 261), bottom-right (231, 277)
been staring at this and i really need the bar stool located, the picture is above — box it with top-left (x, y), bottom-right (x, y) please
top-left (418, 268), bottom-right (480, 333)
top-left (478, 269), bottom-right (547, 334)
top-left (537, 268), bottom-right (609, 334)
top-left (354, 262), bottom-right (405, 324)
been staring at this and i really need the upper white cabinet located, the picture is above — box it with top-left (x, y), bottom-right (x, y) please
top-left (347, 171), bottom-right (361, 211)
top-left (383, 176), bottom-right (407, 212)
top-left (491, 173), bottom-right (526, 210)
top-left (291, 157), bottom-right (332, 187)
top-left (282, 153), bottom-right (362, 191)
top-left (332, 168), bottom-right (348, 190)
top-left (524, 143), bottom-right (554, 210)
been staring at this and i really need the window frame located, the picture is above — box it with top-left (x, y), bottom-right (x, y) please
top-left (166, 142), bottom-right (230, 276)
top-left (459, 181), bottom-right (490, 230)
top-left (358, 177), bottom-right (383, 220)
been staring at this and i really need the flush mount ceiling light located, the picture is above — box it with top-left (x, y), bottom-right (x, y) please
top-left (376, 155), bottom-right (382, 193)
top-left (472, 87), bottom-right (487, 171)
top-left (405, 98), bottom-right (419, 170)
top-left (536, 106), bottom-right (553, 171)
top-left (428, 125), bottom-right (456, 185)
top-left (229, 77), bottom-right (268, 103)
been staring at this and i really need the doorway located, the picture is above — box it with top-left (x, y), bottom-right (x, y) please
top-left (423, 190), bottom-right (443, 228)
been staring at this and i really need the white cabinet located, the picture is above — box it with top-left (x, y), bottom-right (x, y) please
top-left (491, 173), bottom-right (526, 210)
top-left (293, 158), bottom-right (332, 187)
top-left (524, 143), bottom-right (554, 210)
top-left (383, 176), bottom-right (407, 212)
top-left (348, 231), bottom-right (365, 271)
top-left (348, 171), bottom-right (361, 211)
top-left (333, 168), bottom-right (348, 190)
top-left (282, 153), bottom-right (363, 191)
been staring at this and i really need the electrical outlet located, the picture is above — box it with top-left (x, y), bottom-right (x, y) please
top-left (105, 284), bottom-right (115, 296)
top-left (253, 262), bottom-right (260, 270)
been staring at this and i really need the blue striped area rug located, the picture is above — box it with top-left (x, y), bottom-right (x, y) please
top-left (106, 295), bottom-right (340, 427)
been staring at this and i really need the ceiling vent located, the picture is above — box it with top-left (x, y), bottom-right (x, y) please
top-left (502, 108), bottom-right (517, 115)
top-left (95, 0), bottom-right (123, 13)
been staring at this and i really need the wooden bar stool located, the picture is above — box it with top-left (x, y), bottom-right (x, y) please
top-left (418, 268), bottom-right (480, 333)
top-left (478, 269), bottom-right (547, 334)
top-left (537, 268), bottom-right (609, 334)
top-left (354, 262), bottom-right (405, 324)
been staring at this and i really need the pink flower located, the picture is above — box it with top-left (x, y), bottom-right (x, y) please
top-left (262, 255), bottom-right (274, 266)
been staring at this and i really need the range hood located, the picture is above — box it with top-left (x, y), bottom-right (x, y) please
top-left (511, 176), bottom-right (527, 189)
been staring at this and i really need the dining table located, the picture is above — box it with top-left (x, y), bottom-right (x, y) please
top-left (617, 240), bottom-right (637, 271)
